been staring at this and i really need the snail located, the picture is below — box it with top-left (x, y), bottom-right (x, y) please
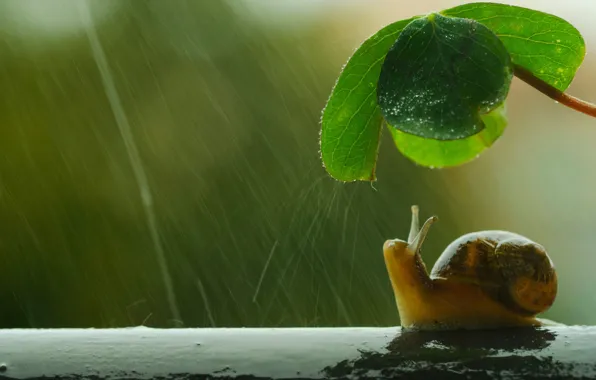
top-left (383, 205), bottom-right (558, 331)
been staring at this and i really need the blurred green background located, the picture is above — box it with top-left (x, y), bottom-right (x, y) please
top-left (0, 0), bottom-right (594, 328)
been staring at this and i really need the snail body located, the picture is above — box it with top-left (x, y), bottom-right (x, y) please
top-left (383, 206), bottom-right (558, 331)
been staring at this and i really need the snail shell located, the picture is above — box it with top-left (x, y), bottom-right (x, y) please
top-left (430, 231), bottom-right (557, 316)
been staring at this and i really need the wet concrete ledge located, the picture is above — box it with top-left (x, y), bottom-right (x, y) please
top-left (0, 326), bottom-right (595, 379)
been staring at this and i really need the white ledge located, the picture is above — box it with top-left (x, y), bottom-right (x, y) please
top-left (1, 326), bottom-right (595, 379)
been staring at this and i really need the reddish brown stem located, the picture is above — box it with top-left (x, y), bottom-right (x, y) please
top-left (513, 64), bottom-right (596, 118)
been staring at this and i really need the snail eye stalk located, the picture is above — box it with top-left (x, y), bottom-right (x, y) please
top-left (407, 208), bottom-right (438, 254)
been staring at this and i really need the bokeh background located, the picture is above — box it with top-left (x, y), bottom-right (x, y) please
top-left (0, 0), bottom-right (594, 328)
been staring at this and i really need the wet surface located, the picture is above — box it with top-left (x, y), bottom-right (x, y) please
top-left (0, 326), bottom-right (595, 379)
top-left (322, 326), bottom-right (596, 379)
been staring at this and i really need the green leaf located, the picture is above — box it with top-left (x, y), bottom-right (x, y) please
top-left (320, 2), bottom-right (587, 180)
top-left (387, 103), bottom-right (507, 168)
top-left (377, 13), bottom-right (513, 141)
top-left (320, 17), bottom-right (415, 182)
top-left (442, 2), bottom-right (586, 91)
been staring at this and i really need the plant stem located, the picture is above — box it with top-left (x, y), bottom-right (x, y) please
top-left (513, 64), bottom-right (596, 118)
